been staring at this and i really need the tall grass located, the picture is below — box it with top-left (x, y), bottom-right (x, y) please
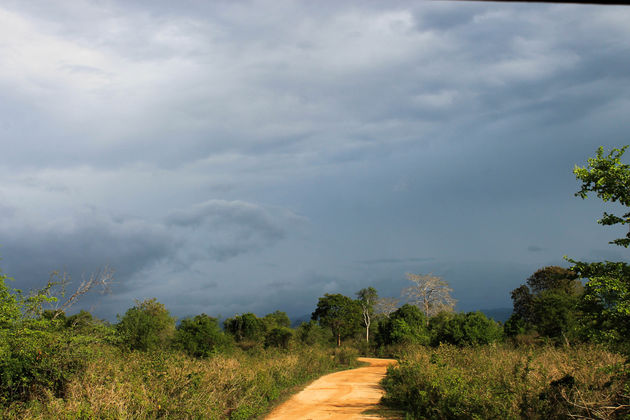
top-left (382, 343), bottom-right (629, 419)
top-left (3, 343), bottom-right (349, 419)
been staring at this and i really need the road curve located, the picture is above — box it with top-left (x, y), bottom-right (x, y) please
top-left (265, 357), bottom-right (397, 420)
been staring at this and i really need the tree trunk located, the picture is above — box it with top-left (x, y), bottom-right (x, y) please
top-left (337, 333), bottom-right (341, 347)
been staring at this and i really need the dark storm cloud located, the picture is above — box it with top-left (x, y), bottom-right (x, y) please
top-left (0, 198), bottom-right (304, 316)
top-left (165, 199), bottom-right (304, 262)
top-left (166, 199), bottom-right (285, 239)
top-left (0, 211), bottom-right (172, 293)
top-left (1, 1), bottom-right (629, 321)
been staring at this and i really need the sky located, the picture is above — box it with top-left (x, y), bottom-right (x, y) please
top-left (1, 0), bottom-right (630, 323)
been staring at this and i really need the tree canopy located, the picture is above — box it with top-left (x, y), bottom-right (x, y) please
top-left (574, 145), bottom-right (630, 247)
top-left (506, 266), bottom-right (582, 341)
top-left (116, 298), bottom-right (176, 351)
top-left (403, 273), bottom-right (456, 323)
top-left (311, 293), bottom-right (361, 346)
top-left (570, 145), bottom-right (630, 348)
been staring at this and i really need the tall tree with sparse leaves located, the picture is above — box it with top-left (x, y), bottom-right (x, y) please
top-left (403, 273), bottom-right (456, 325)
top-left (356, 287), bottom-right (378, 342)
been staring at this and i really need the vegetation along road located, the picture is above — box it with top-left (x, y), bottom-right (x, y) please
top-left (266, 357), bottom-right (397, 420)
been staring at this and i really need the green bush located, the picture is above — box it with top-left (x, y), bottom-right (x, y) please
top-left (295, 320), bottom-right (332, 346)
top-left (0, 265), bottom-right (96, 407)
top-left (264, 327), bottom-right (293, 349)
top-left (175, 314), bottom-right (230, 358)
top-left (0, 327), bottom-right (90, 406)
top-left (431, 311), bottom-right (503, 346)
top-left (376, 304), bottom-right (430, 347)
top-left (333, 346), bottom-right (359, 366)
top-left (0, 270), bottom-right (20, 328)
top-left (224, 313), bottom-right (266, 344)
top-left (262, 311), bottom-right (291, 330)
top-left (116, 298), bottom-right (175, 351)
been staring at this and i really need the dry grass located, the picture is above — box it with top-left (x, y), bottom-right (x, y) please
top-left (4, 344), bottom-right (344, 419)
top-left (383, 343), bottom-right (629, 419)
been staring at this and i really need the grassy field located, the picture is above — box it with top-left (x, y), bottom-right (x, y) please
top-left (2, 343), bottom-right (358, 420)
top-left (381, 343), bottom-right (630, 419)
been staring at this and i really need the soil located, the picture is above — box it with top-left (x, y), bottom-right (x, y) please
top-left (265, 357), bottom-right (398, 420)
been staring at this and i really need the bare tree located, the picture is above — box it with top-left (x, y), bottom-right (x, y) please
top-left (356, 287), bottom-right (378, 342)
top-left (402, 273), bottom-right (456, 324)
top-left (48, 266), bottom-right (114, 320)
top-left (374, 297), bottom-right (400, 319)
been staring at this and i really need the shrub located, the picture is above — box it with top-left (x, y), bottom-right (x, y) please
top-left (224, 313), bottom-right (266, 344)
top-left (0, 270), bottom-right (20, 328)
top-left (0, 327), bottom-right (90, 406)
top-left (431, 311), bottom-right (503, 346)
top-left (116, 298), bottom-right (175, 351)
top-left (65, 310), bottom-right (93, 330)
top-left (295, 320), bottom-right (332, 346)
top-left (264, 327), bottom-right (293, 349)
top-left (262, 311), bottom-right (291, 330)
top-left (333, 346), bottom-right (359, 366)
top-left (4, 344), bottom-right (350, 419)
top-left (376, 304), bottom-right (430, 347)
top-left (381, 343), bottom-right (629, 419)
top-left (175, 314), bottom-right (229, 358)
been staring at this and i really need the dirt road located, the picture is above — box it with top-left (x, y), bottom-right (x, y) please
top-left (265, 357), bottom-right (397, 420)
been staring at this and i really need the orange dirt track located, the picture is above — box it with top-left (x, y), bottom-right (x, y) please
top-left (265, 357), bottom-right (397, 420)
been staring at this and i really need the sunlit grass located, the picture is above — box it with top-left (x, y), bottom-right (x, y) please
top-left (4, 344), bottom-right (348, 419)
top-left (382, 343), bottom-right (629, 419)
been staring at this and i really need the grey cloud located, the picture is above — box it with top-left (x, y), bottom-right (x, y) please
top-left (1, 1), bottom-right (629, 175)
top-left (528, 245), bottom-right (544, 252)
top-left (0, 197), bottom-right (304, 314)
top-left (165, 200), bottom-right (305, 262)
top-left (1, 1), bottom-right (629, 323)
top-left (356, 257), bottom-right (435, 265)
top-left (0, 212), bottom-right (173, 294)
top-left (166, 199), bottom-right (285, 238)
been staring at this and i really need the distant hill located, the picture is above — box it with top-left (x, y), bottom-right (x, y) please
top-left (478, 308), bottom-right (512, 323)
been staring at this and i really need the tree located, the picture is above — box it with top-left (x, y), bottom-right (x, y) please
top-left (574, 145), bottom-right (630, 247)
top-left (376, 304), bottom-right (430, 347)
top-left (296, 320), bottom-right (332, 346)
top-left (571, 260), bottom-right (630, 346)
top-left (311, 293), bottom-right (361, 346)
top-left (265, 327), bottom-right (293, 349)
top-left (432, 311), bottom-right (503, 347)
top-left (175, 314), bottom-right (228, 358)
top-left (223, 312), bottom-right (266, 344)
top-left (0, 260), bottom-right (112, 327)
top-left (570, 146), bottom-right (630, 347)
top-left (356, 287), bottom-right (378, 342)
top-left (262, 310), bottom-right (291, 330)
top-left (65, 310), bottom-right (94, 330)
top-left (403, 273), bottom-right (456, 324)
top-left (505, 266), bottom-right (582, 342)
top-left (116, 298), bottom-right (176, 351)
top-left (374, 297), bottom-right (399, 319)
top-left (44, 267), bottom-right (113, 320)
